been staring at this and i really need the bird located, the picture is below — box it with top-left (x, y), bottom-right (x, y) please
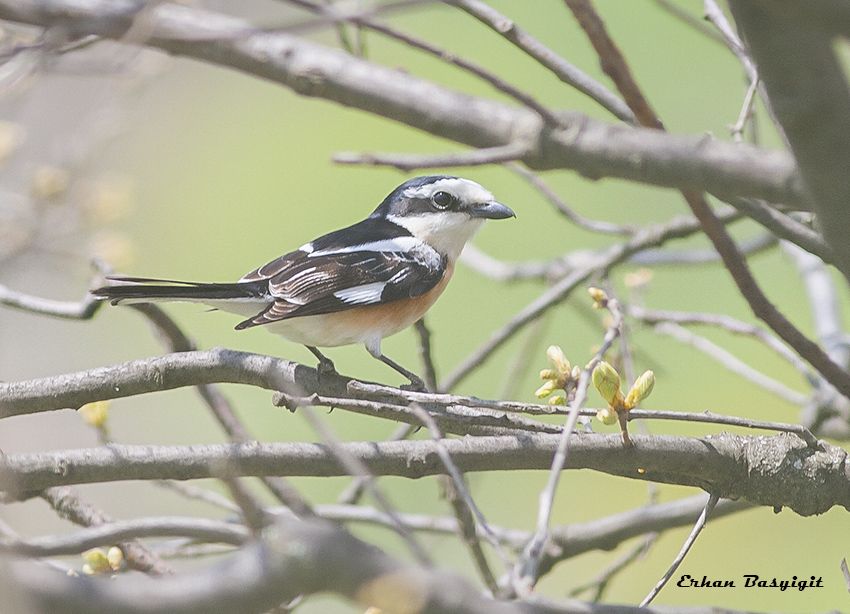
top-left (91, 175), bottom-right (515, 390)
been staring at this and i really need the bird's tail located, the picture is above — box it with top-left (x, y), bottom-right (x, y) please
top-left (91, 276), bottom-right (267, 305)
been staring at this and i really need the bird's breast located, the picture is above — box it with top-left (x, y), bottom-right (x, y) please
top-left (265, 262), bottom-right (454, 347)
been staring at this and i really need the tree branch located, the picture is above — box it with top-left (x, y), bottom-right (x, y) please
top-left (562, 0), bottom-right (850, 402)
top-left (1, 433), bottom-right (847, 516)
top-left (446, 0), bottom-right (635, 123)
top-left (0, 0), bottom-right (810, 207)
top-left (1, 348), bottom-right (823, 444)
top-left (720, 196), bottom-right (832, 264)
top-left (730, 0), bottom-right (850, 280)
top-left (0, 348), bottom-right (329, 418)
top-left (2, 516), bottom-right (764, 614)
top-left (40, 487), bottom-right (172, 575)
top-left (0, 517), bottom-right (250, 557)
top-left (442, 210), bottom-right (743, 390)
top-left (334, 142), bottom-right (534, 171)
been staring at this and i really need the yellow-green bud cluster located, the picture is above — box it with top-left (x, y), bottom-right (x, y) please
top-left (81, 546), bottom-right (123, 575)
top-left (596, 406), bottom-right (618, 425)
top-left (79, 400), bottom-right (109, 430)
top-left (535, 345), bottom-right (577, 404)
top-left (624, 370), bottom-right (655, 409)
top-left (587, 286), bottom-right (609, 309)
top-left (592, 361), bottom-right (624, 407)
top-left (592, 362), bottom-right (655, 426)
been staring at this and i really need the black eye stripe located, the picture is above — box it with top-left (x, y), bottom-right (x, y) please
top-left (431, 191), bottom-right (454, 209)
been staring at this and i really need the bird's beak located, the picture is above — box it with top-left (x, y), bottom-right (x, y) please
top-left (469, 201), bottom-right (516, 219)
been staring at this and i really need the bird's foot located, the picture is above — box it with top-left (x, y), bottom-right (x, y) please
top-left (316, 357), bottom-right (337, 377)
top-left (306, 346), bottom-right (337, 379)
top-left (400, 376), bottom-right (427, 393)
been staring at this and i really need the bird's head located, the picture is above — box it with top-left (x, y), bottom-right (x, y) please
top-left (372, 175), bottom-right (515, 259)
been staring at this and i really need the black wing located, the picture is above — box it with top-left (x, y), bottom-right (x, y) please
top-left (235, 248), bottom-right (446, 329)
top-left (239, 217), bottom-right (412, 283)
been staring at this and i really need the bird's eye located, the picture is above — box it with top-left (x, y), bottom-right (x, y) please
top-left (431, 191), bottom-right (454, 209)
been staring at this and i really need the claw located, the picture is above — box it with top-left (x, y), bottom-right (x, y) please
top-left (400, 377), bottom-right (427, 393)
top-left (306, 346), bottom-right (337, 379)
top-left (316, 358), bottom-right (337, 377)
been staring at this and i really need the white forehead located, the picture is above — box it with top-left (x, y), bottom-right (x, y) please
top-left (402, 178), bottom-right (494, 204)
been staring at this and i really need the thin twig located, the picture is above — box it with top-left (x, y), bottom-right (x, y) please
top-left (442, 210), bottom-right (743, 390)
top-left (1, 268), bottom-right (309, 515)
top-left (438, 475), bottom-right (500, 594)
top-left (0, 517), bottom-right (76, 575)
top-left (414, 318), bottom-right (438, 392)
top-left (413, 407), bottom-right (512, 550)
top-left (499, 314), bottom-right (550, 400)
top-left (5, 514), bottom-right (767, 614)
top-left (703, 0), bottom-right (756, 81)
top-left (274, 0), bottom-right (435, 35)
top-left (315, 493), bottom-right (750, 567)
top-left (217, 476), bottom-right (267, 534)
top-left (631, 232), bottom-right (776, 266)
top-left (651, 0), bottom-right (726, 44)
top-left (629, 305), bottom-right (815, 382)
top-left (569, 533), bottom-right (656, 601)
top-left (689, 199), bottom-right (850, 397)
top-left (154, 542), bottom-right (236, 561)
top-left (336, 424), bottom-right (414, 505)
top-left (654, 321), bottom-right (808, 406)
top-left (344, 379), bottom-right (562, 416)
top-left (730, 76), bottom-right (759, 142)
top-left (0, 0), bottom-right (811, 208)
top-left (298, 406), bottom-right (433, 566)
top-left (626, 409), bottom-right (819, 448)
top-left (512, 297), bottom-right (624, 595)
top-left (274, 391), bottom-right (562, 435)
top-left (446, 0), bottom-right (635, 123)
top-left (0, 259), bottom-right (109, 319)
top-left (128, 304), bottom-right (314, 517)
top-left (719, 195), bottom-right (832, 264)
top-left (410, 405), bottom-right (508, 593)
top-left (334, 142), bottom-right (532, 171)
top-left (155, 480), bottom-right (240, 513)
top-left (565, 0), bottom-right (850, 401)
top-left (506, 163), bottom-right (635, 235)
top-left (783, 242), bottom-right (850, 439)
top-left (565, 0), bottom-right (662, 129)
top-left (0, 517), bottom-right (250, 557)
top-left (40, 487), bottom-right (172, 575)
top-left (284, 0), bottom-right (561, 124)
top-left (0, 284), bottom-right (103, 319)
top-left (461, 219), bottom-right (771, 283)
top-left (640, 493), bottom-right (720, 606)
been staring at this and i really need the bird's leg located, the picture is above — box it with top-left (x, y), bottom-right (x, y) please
top-left (364, 339), bottom-right (426, 391)
top-left (375, 353), bottom-right (427, 392)
top-left (306, 345), bottom-right (336, 376)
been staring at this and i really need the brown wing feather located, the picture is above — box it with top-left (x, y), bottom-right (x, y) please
top-left (235, 250), bottom-right (445, 330)
top-left (239, 249), bottom-right (306, 283)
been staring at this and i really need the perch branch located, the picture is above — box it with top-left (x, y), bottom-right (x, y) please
top-left (1, 433), bottom-right (846, 517)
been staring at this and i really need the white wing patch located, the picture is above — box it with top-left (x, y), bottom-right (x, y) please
top-left (309, 236), bottom-right (422, 257)
top-left (388, 268), bottom-right (411, 284)
top-left (333, 282), bottom-right (387, 305)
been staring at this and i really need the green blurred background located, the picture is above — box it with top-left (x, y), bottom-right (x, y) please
top-left (1, 1), bottom-right (847, 611)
